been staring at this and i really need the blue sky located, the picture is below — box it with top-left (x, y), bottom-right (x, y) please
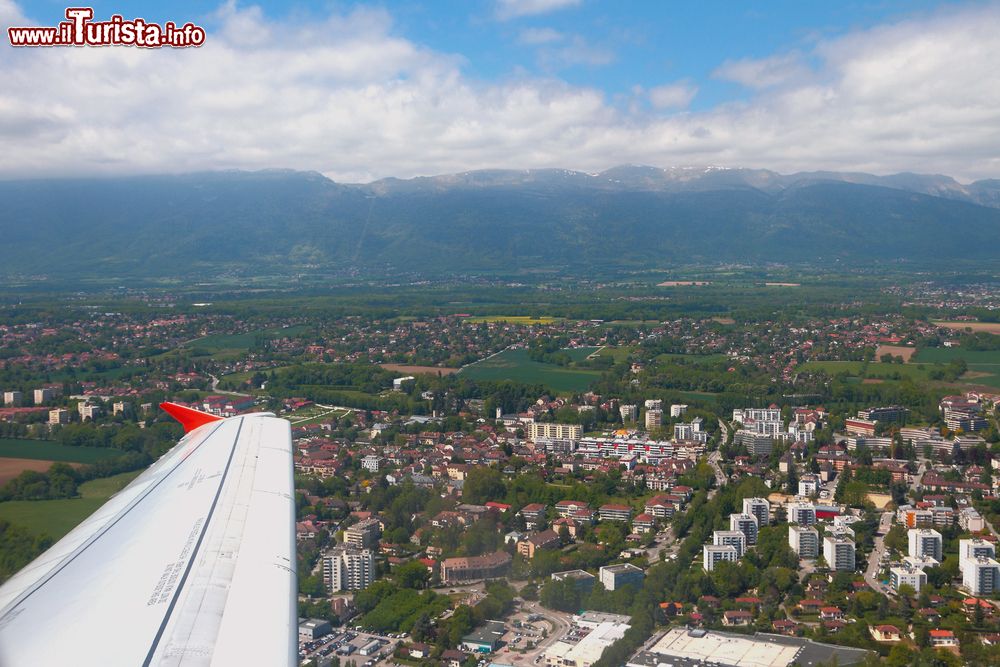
top-left (3, 1), bottom-right (999, 181)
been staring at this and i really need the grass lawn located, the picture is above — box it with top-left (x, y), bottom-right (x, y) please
top-left (0, 438), bottom-right (122, 464)
top-left (459, 348), bottom-right (601, 394)
top-left (0, 470), bottom-right (142, 540)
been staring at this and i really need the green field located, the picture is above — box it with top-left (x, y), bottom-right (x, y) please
top-left (655, 353), bottom-right (729, 365)
top-left (459, 347), bottom-right (602, 393)
top-left (798, 360), bottom-right (935, 381)
top-left (462, 315), bottom-right (561, 324)
top-left (592, 346), bottom-right (635, 362)
top-left (0, 470), bottom-right (142, 540)
top-left (176, 325), bottom-right (312, 361)
top-left (913, 347), bottom-right (1000, 388)
top-left (0, 439), bottom-right (122, 463)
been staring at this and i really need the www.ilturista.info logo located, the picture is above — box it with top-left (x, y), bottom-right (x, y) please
top-left (8, 7), bottom-right (206, 48)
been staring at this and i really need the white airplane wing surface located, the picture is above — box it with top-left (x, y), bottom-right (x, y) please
top-left (0, 403), bottom-right (296, 666)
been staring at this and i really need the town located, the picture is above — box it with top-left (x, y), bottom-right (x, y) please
top-left (1, 280), bottom-right (1000, 667)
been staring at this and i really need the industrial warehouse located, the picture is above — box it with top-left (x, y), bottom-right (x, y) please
top-left (627, 628), bottom-right (870, 667)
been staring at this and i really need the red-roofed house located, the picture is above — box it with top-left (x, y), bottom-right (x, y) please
top-left (722, 610), bottom-right (752, 626)
top-left (871, 625), bottom-right (902, 642)
top-left (929, 630), bottom-right (957, 647)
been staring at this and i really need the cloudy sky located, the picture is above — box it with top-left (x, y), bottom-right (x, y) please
top-left (2, 0), bottom-right (999, 182)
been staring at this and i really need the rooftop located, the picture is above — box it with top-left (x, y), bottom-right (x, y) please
top-left (628, 628), bottom-right (870, 667)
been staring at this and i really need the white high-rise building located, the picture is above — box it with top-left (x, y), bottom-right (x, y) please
top-left (961, 556), bottom-right (1000, 596)
top-left (703, 544), bottom-right (738, 572)
top-left (670, 404), bottom-right (688, 418)
top-left (787, 502), bottom-right (817, 526)
top-left (644, 399), bottom-right (663, 410)
top-left (742, 498), bottom-right (770, 529)
top-left (729, 513), bottom-right (758, 546)
top-left (323, 547), bottom-right (376, 592)
top-left (890, 565), bottom-right (927, 593)
top-left (713, 530), bottom-right (746, 558)
top-left (798, 474), bottom-right (820, 497)
top-left (907, 529), bottom-right (943, 562)
top-left (959, 538), bottom-right (996, 568)
top-left (823, 535), bottom-right (855, 571)
top-left (619, 404), bottom-right (638, 422)
top-left (788, 525), bottom-right (819, 558)
top-left (645, 409), bottom-right (662, 430)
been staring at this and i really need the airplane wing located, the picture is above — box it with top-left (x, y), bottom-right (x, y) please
top-left (0, 403), bottom-right (297, 667)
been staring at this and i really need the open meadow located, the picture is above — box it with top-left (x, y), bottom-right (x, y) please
top-left (0, 470), bottom-right (142, 540)
top-left (459, 347), bottom-right (602, 394)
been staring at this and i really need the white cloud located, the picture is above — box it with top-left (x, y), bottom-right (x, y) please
top-left (648, 81), bottom-right (697, 109)
top-left (0, 2), bottom-right (999, 182)
top-left (712, 52), bottom-right (809, 89)
top-left (495, 0), bottom-right (581, 21)
top-left (518, 27), bottom-right (563, 44)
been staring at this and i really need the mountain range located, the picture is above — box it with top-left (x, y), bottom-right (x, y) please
top-left (2, 166), bottom-right (999, 280)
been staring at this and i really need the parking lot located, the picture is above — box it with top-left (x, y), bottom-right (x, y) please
top-left (300, 627), bottom-right (406, 667)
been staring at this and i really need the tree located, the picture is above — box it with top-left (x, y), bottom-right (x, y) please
top-left (393, 560), bottom-right (431, 589)
top-left (786, 464), bottom-right (799, 495)
top-left (462, 467), bottom-right (506, 504)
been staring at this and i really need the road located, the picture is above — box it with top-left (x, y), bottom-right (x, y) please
top-left (512, 601), bottom-right (573, 664)
top-left (863, 461), bottom-right (927, 595)
top-left (646, 525), bottom-right (680, 564)
top-left (707, 449), bottom-right (727, 490)
top-left (208, 373), bottom-right (252, 397)
top-left (863, 510), bottom-right (894, 595)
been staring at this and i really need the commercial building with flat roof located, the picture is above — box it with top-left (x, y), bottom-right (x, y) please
top-left (599, 563), bottom-right (644, 591)
top-left (544, 620), bottom-right (630, 667)
top-left (627, 628), bottom-right (870, 667)
top-left (551, 569), bottom-right (596, 593)
top-left (461, 620), bottom-right (507, 653)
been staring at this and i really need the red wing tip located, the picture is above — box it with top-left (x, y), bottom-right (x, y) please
top-left (160, 401), bottom-right (225, 433)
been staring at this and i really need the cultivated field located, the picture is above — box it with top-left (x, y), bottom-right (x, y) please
top-left (380, 363), bottom-right (459, 375)
top-left (933, 321), bottom-right (1000, 335)
top-left (0, 459), bottom-right (84, 486)
top-left (876, 344), bottom-right (916, 361)
top-left (0, 470), bottom-right (142, 540)
top-left (913, 347), bottom-right (1000, 388)
top-left (459, 347), bottom-right (601, 394)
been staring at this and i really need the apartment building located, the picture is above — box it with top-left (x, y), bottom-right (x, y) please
top-left (713, 530), bottom-right (747, 558)
top-left (703, 544), bottom-right (739, 572)
top-left (323, 547), bottom-right (376, 592)
top-left (907, 528), bottom-right (943, 562)
top-left (345, 518), bottom-right (382, 549)
top-left (823, 536), bottom-right (855, 571)
top-left (788, 525), bottom-right (819, 559)
top-left (729, 513), bottom-right (759, 546)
